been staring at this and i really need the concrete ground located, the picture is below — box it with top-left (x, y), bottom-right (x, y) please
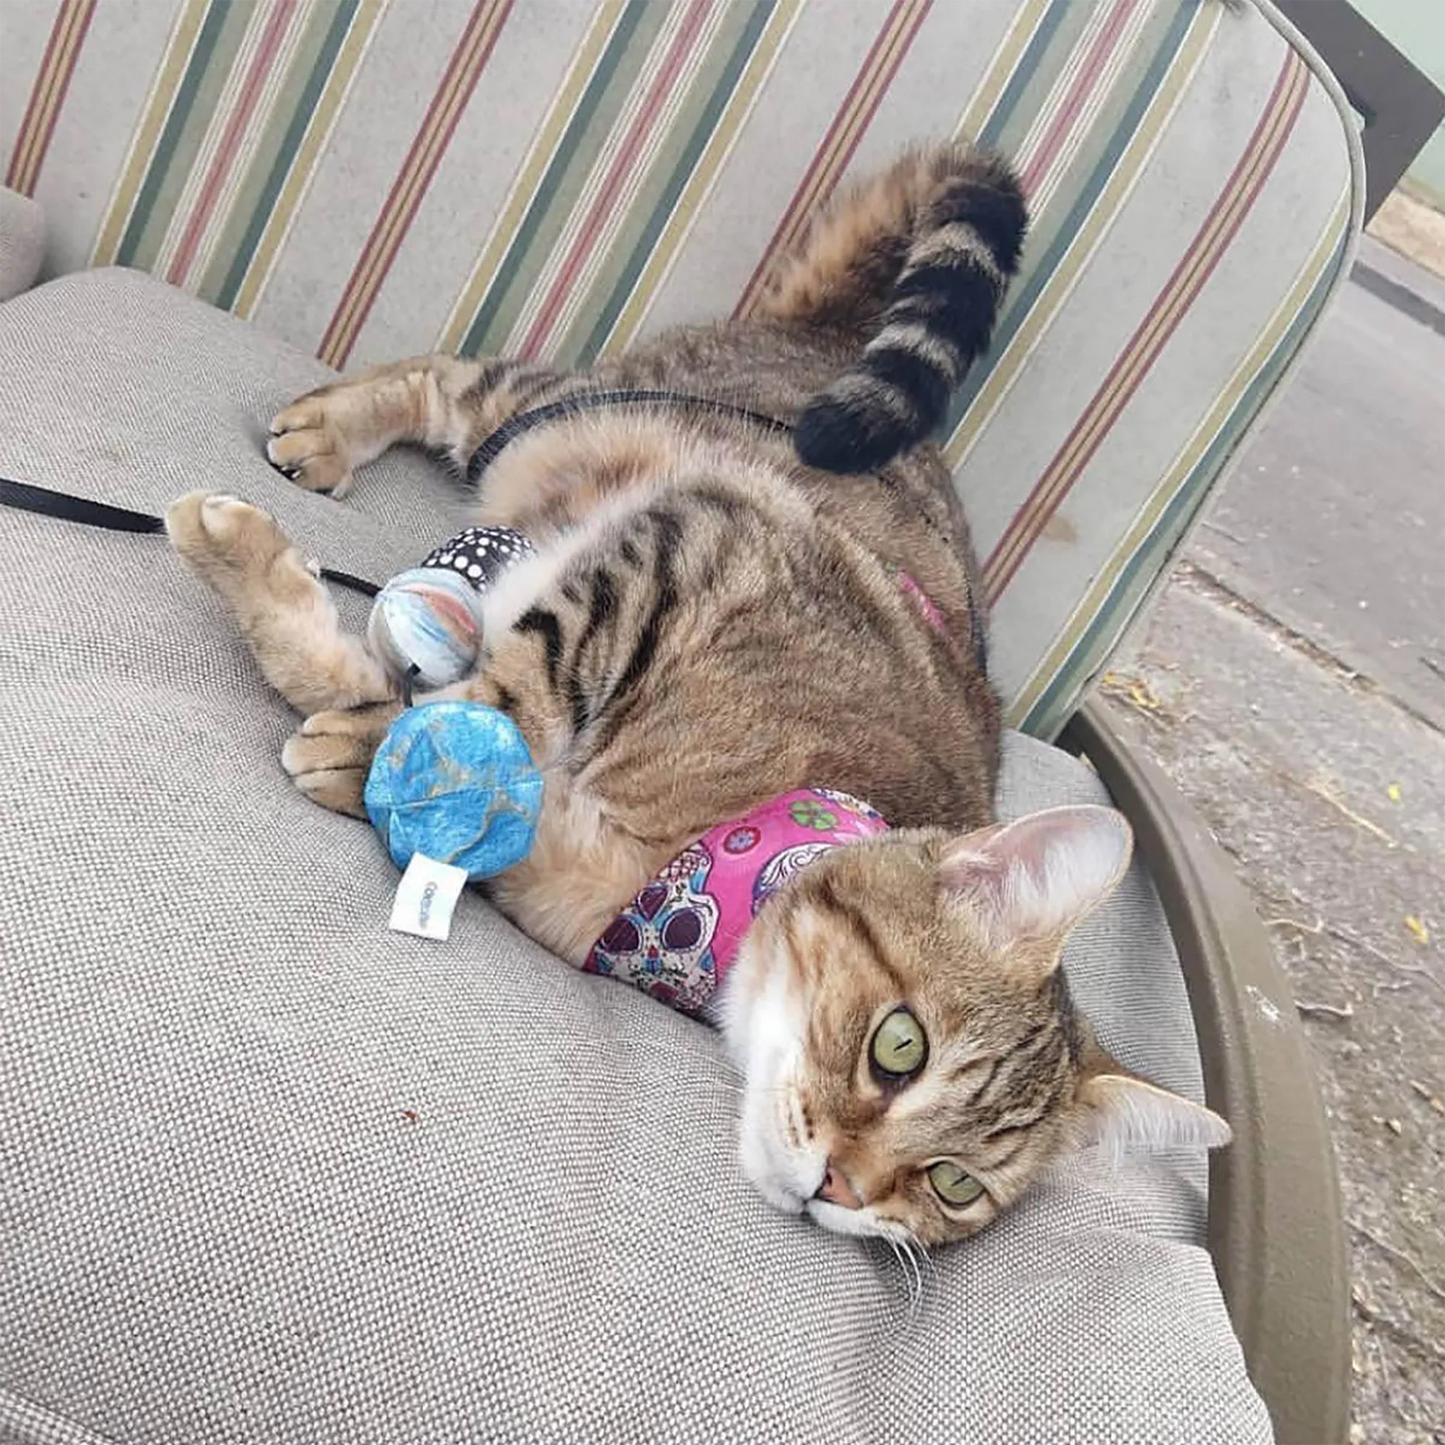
top-left (1099, 232), bottom-right (1444, 1443)
top-left (1370, 188), bottom-right (1445, 284)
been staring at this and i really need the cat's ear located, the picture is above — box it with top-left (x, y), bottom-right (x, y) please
top-left (1074, 1070), bottom-right (1232, 1164)
top-left (939, 805), bottom-right (1133, 951)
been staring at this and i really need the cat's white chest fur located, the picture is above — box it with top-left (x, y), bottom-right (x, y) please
top-left (718, 952), bottom-right (825, 1215)
top-left (476, 485), bottom-right (662, 644)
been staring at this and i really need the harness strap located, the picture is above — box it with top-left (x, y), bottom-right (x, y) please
top-left (2, 388), bottom-right (983, 667)
top-left (466, 388), bottom-right (793, 482)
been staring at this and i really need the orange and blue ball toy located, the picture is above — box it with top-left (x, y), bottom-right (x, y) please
top-left (366, 526), bottom-right (534, 691)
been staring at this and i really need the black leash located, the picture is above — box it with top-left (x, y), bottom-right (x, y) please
top-left (0, 475), bottom-right (382, 598)
top-left (0, 476), bottom-right (165, 534)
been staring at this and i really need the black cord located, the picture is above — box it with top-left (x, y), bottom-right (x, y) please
top-left (0, 476), bottom-right (164, 533)
top-left (0, 476), bottom-right (382, 599)
top-left (315, 566), bottom-right (381, 598)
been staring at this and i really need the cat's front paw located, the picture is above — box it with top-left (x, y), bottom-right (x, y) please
top-left (166, 491), bottom-right (307, 604)
top-left (267, 390), bottom-right (356, 497)
top-left (281, 702), bottom-right (401, 818)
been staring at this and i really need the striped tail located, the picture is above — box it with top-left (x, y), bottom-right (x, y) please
top-left (761, 145), bottom-right (1027, 474)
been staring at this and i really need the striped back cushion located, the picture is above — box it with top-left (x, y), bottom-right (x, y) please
top-left (2, 0), bottom-right (1361, 736)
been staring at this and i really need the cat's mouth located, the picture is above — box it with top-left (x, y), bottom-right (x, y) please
top-left (806, 1161), bottom-right (869, 1229)
top-left (806, 1197), bottom-right (886, 1237)
top-left (742, 1110), bottom-right (909, 1239)
top-left (737, 1081), bottom-right (904, 1241)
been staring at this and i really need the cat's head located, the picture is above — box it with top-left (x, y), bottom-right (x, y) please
top-left (718, 805), bottom-right (1230, 1245)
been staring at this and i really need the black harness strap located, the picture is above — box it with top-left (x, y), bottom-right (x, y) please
top-left (465, 388), bottom-right (793, 483)
top-left (0, 388), bottom-right (792, 550)
top-left (1, 390), bottom-right (984, 670)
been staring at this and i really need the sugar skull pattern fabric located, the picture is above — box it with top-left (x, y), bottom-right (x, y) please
top-left (751, 842), bottom-right (836, 916)
top-left (584, 789), bottom-right (889, 1018)
top-left (586, 845), bottom-right (722, 1018)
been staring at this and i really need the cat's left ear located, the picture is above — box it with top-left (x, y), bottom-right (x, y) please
top-left (939, 804), bottom-right (1133, 951)
top-left (1073, 1067), bottom-right (1232, 1163)
top-left (1075, 1046), bottom-right (1231, 1167)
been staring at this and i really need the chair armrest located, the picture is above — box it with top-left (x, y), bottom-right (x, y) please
top-left (1061, 701), bottom-right (1351, 1445)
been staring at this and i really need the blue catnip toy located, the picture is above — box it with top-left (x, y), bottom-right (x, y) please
top-left (363, 526), bottom-right (543, 880)
top-left (365, 701), bottom-right (542, 878)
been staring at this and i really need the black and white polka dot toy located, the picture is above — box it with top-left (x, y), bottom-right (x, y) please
top-left (419, 525), bottom-right (536, 590)
top-left (366, 526), bottom-right (537, 692)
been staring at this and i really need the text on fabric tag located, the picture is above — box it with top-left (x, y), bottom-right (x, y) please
top-left (388, 853), bottom-right (468, 941)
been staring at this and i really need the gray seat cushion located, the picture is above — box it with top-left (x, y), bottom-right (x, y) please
top-left (0, 269), bottom-right (1270, 1444)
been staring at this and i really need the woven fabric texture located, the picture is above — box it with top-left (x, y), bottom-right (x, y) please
top-left (0, 186), bottom-right (46, 301)
top-left (0, 266), bottom-right (1270, 1443)
top-left (0, 0), bottom-right (1360, 736)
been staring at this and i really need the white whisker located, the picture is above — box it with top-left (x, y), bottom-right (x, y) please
top-left (902, 1226), bottom-right (936, 1287)
top-left (901, 1238), bottom-right (922, 1316)
top-left (877, 1222), bottom-right (928, 1317)
top-left (884, 1236), bottom-right (904, 1282)
top-left (882, 1235), bottom-right (918, 1318)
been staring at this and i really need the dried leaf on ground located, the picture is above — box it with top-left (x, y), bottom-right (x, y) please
top-left (1101, 672), bottom-right (1163, 711)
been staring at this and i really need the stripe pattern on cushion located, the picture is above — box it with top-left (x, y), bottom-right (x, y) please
top-left (0, 0), bottom-right (1361, 737)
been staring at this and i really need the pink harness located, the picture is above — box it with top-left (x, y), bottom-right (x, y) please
top-left (583, 789), bottom-right (889, 1017)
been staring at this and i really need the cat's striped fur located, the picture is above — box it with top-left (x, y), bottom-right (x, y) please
top-left (169, 141), bottom-right (1228, 1247)
top-left (786, 146), bottom-right (1027, 473)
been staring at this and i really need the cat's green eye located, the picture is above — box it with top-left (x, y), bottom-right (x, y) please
top-left (928, 1161), bottom-right (984, 1208)
top-left (870, 1007), bottom-right (927, 1079)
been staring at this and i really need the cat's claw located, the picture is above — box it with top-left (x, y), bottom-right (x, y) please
top-left (267, 392), bottom-right (354, 496)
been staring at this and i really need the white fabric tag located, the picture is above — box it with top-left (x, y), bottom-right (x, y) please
top-left (388, 853), bottom-right (469, 941)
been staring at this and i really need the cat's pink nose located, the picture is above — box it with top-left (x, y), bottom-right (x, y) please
top-left (816, 1161), bottom-right (862, 1209)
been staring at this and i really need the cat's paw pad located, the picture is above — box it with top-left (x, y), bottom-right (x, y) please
top-left (267, 391), bottom-right (354, 497)
top-left (166, 492), bottom-right (296, 593)
top-left (281, 703), bottom-right (399, 818)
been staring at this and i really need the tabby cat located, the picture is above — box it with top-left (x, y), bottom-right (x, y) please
top-left (168, 142), bottom-right (1228, 1247)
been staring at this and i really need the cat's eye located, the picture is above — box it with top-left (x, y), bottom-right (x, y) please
top-left (928, 1161), bottom-right (984, 1208)
top-left (870, 1007), bottom-right (927, 1079)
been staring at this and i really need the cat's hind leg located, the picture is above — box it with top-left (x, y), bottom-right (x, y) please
top-left (166, 491), bottom-right (394, 718)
